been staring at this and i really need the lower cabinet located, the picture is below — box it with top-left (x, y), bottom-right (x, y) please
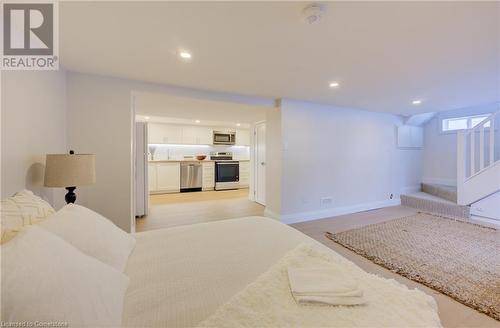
top-left (239, 161), bottom-right (250, 187)
top-left (149, 162), bottom-right (180, 194)
top-left (202, 162), bottom-right (215, 191)
top-left (148, 163), bottom-right (157, 191)
top-left (149, 161), bottom-right (249, 194)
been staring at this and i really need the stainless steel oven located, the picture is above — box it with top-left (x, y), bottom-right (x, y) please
top-left (213, 131), bottom-right (236, 145)
top-left (215, 161), bottom-right (239, 190)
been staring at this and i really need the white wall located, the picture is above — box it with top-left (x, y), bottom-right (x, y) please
top-left (278, 99), bottom-right (422, 223)
top-left (66, 72), bottom-right (134, 232)
top-left (1, 70), bottom-right (67, 209)
top-left (423, 103), bottom-right (499, 186)
top-left (470, 191), bottom-right (500, 219)
top-left (264, 103), bottom-right (282, 218)
top-left (422, 117), bottom-right (458, 186)
top-left (135, 91), bottom-right (267, 124)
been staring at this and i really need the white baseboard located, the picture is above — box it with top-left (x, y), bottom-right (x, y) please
top-left (422, 177), bottom-right (457, 187)
top-left (278, 199), bottom-right (401, 225)
top-left (263, 208), bottom-right (280, 220)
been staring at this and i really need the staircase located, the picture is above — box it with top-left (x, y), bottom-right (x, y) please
top-left (402, 109), bottom-right (500, 221)
top-left (457, 110), bottom-right (500, 207)
top-left (401, 183), bottom-right (470, 219)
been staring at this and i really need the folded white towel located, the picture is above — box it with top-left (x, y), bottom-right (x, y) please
top-left (294, 295), bottom-right (367, 306)
top-left (287, 266), bottom-right (366, 306)
top-left (287, 266), bottom-right (361, 295)
top-left (292, 289), bottom-right (363, 297)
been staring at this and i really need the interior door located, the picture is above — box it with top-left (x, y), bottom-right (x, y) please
top-left (254, 122), bottom-right (266, 205)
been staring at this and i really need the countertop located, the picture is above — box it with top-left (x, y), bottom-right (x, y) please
top-left (149, 159), bottom-right (250, 163)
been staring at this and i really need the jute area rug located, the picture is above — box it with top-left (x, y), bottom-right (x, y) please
top-left (325, 213), bottom-right (499, 321)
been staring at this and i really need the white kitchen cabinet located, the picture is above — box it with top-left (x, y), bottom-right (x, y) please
top-left (239, 161), bottom-right (250, 187)
top-left (397, 125), bottom-right (423, 149)
top-left (181, 126), bottom-right (212, 145)
top-left (148, 123), bottom-right (164, 144)
top-left (148, 123), bottom-right (182, 144)
top-left (155, 162), bottom-right (180, 193)
top-left (181, 126), bottom-right (198, 144)
top-left (197, 127), bottom-right (213, 145)
top-left (236, 129), bottom-right (250, 146)
top-left (148, 163), bottom-right (158, 192)
top-left (164, 125), bottom-right (183, 144)
top-left (202, 162), bottom-right (215, 190)
top-left (410, 126), bottom-right (423, 148)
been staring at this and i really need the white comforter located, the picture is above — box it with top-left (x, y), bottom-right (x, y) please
top-left (123, 217), bottom-right (441, 327)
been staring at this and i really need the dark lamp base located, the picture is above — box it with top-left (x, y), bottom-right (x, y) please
top-left (65, 187), bottom-right (77, 204)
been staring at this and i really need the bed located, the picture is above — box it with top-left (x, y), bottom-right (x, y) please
top-left (123, 216), bottom-right (441, 327)
top-left (2, 192), bottom-right (440, 327)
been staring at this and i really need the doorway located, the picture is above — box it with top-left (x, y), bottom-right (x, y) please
top-left (132, 91), bottom-right (269, 231)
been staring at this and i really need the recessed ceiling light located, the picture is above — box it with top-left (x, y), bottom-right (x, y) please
top-left (412, 99), bottom-right (422, 105)
top-left (144, 116), bottom-right (150, 120)
top-left (179, 51), bottom-right (192, 59)
top-left (236, 123), bottom-right (241, 127)
top-left (329, 82), bottom-right (340, 88)
top-left (195, 120), bottom-right (201, 124)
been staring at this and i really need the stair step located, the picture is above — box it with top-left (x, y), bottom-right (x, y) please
top-left (401, 192), bottom-right (470, 219)
top-left (421, 183), bottom-right (457, 203)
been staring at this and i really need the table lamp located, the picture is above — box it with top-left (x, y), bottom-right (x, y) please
top-left (44, 150), bottom-right (96, 204)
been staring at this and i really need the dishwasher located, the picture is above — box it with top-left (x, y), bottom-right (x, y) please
top-left (180, 162), bottom-right (202, 192)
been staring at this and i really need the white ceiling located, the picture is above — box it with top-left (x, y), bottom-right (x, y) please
top-left (60, 1), bottom-right (499, 115)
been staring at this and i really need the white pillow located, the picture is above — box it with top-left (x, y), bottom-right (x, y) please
top-left (39, 204), bottom-right (136, 272)
top-left (1, 225), bottom-right (129, 327)
top-left (1, 190), bottom-right (55, 243)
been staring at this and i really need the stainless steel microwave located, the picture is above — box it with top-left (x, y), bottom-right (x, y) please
top-left (213, 131), bottom-right (236, 145)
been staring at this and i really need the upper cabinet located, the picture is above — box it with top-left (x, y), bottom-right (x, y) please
top-left (148, 123), bottom-right (212, 145)
top-left (197, 127), bottom-right (213, 145)
top-left (181, 126), bottom-right (198, 144)
top-left (148, 123), bottom-right (164, 144)
top-left (397, 125), bottom-right (423, 149)
top-left (147, 123), bottom-right (250, 146)
top-left (148, 123), bottom-right (182, 144)
top-left (182, 126), bottom-right (212, 145)
top-left (236, 129), bottom-right (251, 146)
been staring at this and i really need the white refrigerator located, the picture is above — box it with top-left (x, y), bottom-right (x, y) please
top-left (135, 122), bottom-right (149, 217)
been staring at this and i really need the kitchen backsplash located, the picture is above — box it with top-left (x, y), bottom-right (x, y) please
top-left (149, 144), bottom-right (250, 161)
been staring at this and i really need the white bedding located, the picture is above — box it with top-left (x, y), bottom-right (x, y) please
top-left (197, 244), bottom-right (441, 328)
top-left (123, 216), bottom-right (441, 327)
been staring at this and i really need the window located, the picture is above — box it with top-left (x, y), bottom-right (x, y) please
top-left (442, 114), bottom-right (491, 132)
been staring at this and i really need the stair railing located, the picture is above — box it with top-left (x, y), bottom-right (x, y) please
top-left (457, 110), bottom-right (499, 204)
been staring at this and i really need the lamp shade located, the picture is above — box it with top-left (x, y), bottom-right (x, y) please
top-left (44, 154), bottom-right (96, 187)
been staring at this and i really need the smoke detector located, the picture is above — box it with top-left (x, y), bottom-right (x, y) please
top-left (301, 3), bottom-right (325, 25)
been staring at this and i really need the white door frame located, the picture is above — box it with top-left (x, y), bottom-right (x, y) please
top-left (253, 121), bottom-right (266, 205)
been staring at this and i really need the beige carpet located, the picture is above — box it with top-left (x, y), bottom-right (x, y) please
top-left (325, 213), bottom-right (500, 321)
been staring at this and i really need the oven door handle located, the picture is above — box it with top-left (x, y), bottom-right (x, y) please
top-left (216, 162), bottom-right (239, 165)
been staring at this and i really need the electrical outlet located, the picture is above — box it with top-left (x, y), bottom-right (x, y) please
top-left (320, 197), bottom-right (333, 207)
